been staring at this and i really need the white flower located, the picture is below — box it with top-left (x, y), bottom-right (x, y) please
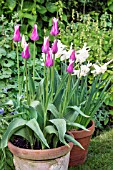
top-left (55, 40), bottom-right (66, 59)
top-left (73, 62), bottom-right (92, 77)
top-left (80, 64), bottom-right (91, 77)
top-left (55, 40), bottom-right (74, 61)
top-left (21, 35), bottom-right (27, 48)
top-left (76, 43), bottom-right (90, 64)
top-left (73, 70), bottom-right (80, 77)
top-left (91, 63), bottom-right (107, 76)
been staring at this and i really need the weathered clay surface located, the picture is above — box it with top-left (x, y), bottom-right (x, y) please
top-left (13, 152), bottom-right (70, 170)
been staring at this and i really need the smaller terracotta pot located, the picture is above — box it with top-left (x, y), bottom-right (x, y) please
top-left (69, 120), bottom-right (95, 167)
top-left (8, 132), bottom-right (74, 170)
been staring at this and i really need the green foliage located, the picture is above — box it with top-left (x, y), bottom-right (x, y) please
top-left (93, 105), bottom-right (110, 130)
top-left (59, 12), bottom-right (113, 108)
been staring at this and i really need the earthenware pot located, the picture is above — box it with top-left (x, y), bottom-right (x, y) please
top-left (8, 134), bottom-right (73, 170)
top-left (69, 120), bottom-right (95, 167)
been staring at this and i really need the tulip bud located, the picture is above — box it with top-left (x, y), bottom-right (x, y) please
top-left (45, 49), bottom-right (54, 67)
top-left (66, 61), bottom-right (74, 74)
top-left (50, 18), bottom-right (59, 36)
top-left (51, 39), bottom-right (58, 54)
top-left (13, 25), bottom-right (21, 42)
top-left (22, 43), bottom-right (30, 59)
top-left (21, 35), bottom-right (27, 48)
top-left (70, 50), bottom-right (76, 61)
top-left (30, 24), bottom-right (39, 41)
top-left (42, 37), bottom-right (50, 54)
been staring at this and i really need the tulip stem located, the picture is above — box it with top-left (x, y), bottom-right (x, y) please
top-left (33, 41), bottom-right (36, 80)
top-left (16, 42), bottom-right (21, 96)
top-left (61, 74), bottom-right (71, 117)
top-left (51, 54), bottom-right (55, 100)
top-left (25, 59), bottom-right (29, 105)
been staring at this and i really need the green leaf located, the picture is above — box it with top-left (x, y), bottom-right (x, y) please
top-left (46, 2), bottom-right (57, 13)
top-left (7, 51), bottom-right (16, 59)
top-left (28, 106), bottom-right (38, 119)
top-left (6, 0), bottom-right (16, 10)
top-left (1, 118), bottom-right (27, 148)
top-left (37, 5), bottom-right (47, 14)
top-left (36, 0), bottom-right (44, 3)
top-left (0, 48), bottom-right (6, 57)
top-left (67, 122), bottom-right (89, 131)
top-left (65, 134), bottom-right (84, 150)
top-left (67, 106), bottom-right (90, 118)
top-left (26, 118), bottom-right (49, 148)
top-left (2, 59), bottom-right (14, 67)
top-left (62, 14), bottom-right (68, 22)
top-left (50, 119), bottom-right (67, 146)
top-left (44, 125), bottom-right (58, 136)
top-left (64, 110), bottom-right (79, 122)
top-left (47, 103), bottom-right (59, 118)
top-left (28, 73), bottom-right (35, 99)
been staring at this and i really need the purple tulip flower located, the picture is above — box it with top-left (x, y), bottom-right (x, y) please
top-left (30, 24), bottom-right (39, 41)
top-left (22, 43), bottom-right (30, 59)
top-left (13, 25), bottom-right (21, 42)
top-left (51, 39), bottom-right (58, 54)
top-left (42, 37), bottom-right (50, 54)
top-left (66, 61), bottom-right (74, 74)
top-left (70, 50), bottom-right (76, 61)
top-left (45, 49), bottom-right (54, 67)
top-left (50, 18), bottom-right (59, 36)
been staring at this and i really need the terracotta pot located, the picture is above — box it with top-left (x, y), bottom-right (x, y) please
top-left (8, 134), bottom-right (73, 170)
top-left (69, 120), bottom-right (95, 167)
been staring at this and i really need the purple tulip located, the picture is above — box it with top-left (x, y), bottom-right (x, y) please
top-left (70, 50), bottom-right (76, 61)
top-left (66, 61), bottom-right (74, 74)
top-left (22, 43), bottom-right (30, 59)
top-left (13, 25), bottom-right (21, 42)
top-left (50, 18), bottom-right (59, 36)
top-left (51, 39), bottom-right (58, 54)
top-left (0, 108), bottom-right (4, 114)
top-left (30, 24), bottom-right (39, 41)
top-left (45, 49), bottom-right (54, 67)
top-left (42, 37), bottom-right (50, 54)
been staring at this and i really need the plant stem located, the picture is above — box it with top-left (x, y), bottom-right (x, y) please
top-left (44, 68), bottom-right (49, 128)
top-left (61, 74), bottom-right (71, 117)
top-left (16, 42), bottom-right (21, 96)
top-left (33, 41), bottom-right (36, 80)
top-left (25, 59), bottom-right (29, 105)
top-left (43, 54), bottom-right (46, 105)
top-left (51, 54), bottom-right (55, 101)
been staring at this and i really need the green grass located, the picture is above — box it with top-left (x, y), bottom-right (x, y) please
top-left (69, 129), bottom-right (113, 170)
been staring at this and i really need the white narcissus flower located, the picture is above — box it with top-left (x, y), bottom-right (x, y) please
top-left (76, 43), bottom-right (90, 64)
top-left (73, 63), bottom-right (92, 77)
top-left (80, 63), bottom-right (92, 77)
top-left (73, 70), bottom-right (80, 78)
top-left (91, 63), bottom-right (107, 76)
top-left (55, 40), bottom-right (74, 61)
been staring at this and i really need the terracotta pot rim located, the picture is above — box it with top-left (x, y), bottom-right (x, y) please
top-left (8, 132), bottom-right (73, 160)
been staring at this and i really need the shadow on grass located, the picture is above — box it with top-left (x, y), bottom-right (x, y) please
top-left (69, 129), bottom-right (113, 170)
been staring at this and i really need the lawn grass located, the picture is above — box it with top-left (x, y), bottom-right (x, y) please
top-left (69, 129), bottom-right (113, 170)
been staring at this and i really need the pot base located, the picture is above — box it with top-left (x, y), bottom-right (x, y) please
top-left (13, 152), bottom-right (70, 170)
